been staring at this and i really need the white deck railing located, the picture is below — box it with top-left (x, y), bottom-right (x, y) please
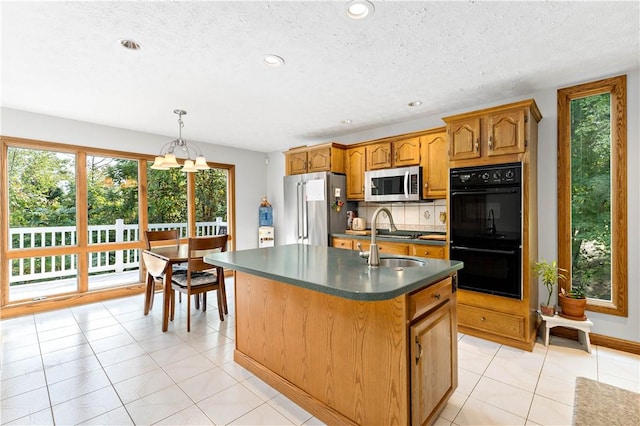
top-left (9, 220), bottom-right (226, 284)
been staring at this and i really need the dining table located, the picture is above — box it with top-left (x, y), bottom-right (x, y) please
top-left (142, 244), bottom-right (189, 332)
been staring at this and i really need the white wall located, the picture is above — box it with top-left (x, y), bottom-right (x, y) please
top-left (1, 107), bottom-right (269, 250)
top-left (267, 69), bottom-right (640, 343)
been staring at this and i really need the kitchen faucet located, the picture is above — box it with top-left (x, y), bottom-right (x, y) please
top-left (359, 207), bottom-right (397, 267)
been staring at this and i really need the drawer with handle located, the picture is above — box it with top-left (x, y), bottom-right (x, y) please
top-left (408, 276), bottom-right (452, 322)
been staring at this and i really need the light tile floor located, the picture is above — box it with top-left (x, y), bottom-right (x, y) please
top-left (2, 280), bottom-right (639, 425)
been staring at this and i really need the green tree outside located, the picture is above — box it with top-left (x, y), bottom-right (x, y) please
top-left (570, 93), bottom-right (612, 300)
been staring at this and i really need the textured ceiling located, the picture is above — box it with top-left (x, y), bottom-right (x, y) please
top-left (2, 1), bottom-right (639, 153)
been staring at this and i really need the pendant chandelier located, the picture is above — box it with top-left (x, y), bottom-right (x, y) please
top-left (151, 109), bottom-right (210, 172)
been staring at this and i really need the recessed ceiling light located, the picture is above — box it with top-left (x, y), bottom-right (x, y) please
top-left (119, 38), bottom-right (142, 51)
top-left (408, 101), bottom-right (423, 107)
top-left (341, 119), bottom-right (353, 124)
top-left (263, 54), bottom-right (285, 67)
top-left (345, 0), bottom-right (375, 20)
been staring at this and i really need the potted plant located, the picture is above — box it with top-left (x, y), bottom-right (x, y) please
top-left (558, 280), bottom-right (587, 320)
top-left (533, 259), bottom-right (566, 316)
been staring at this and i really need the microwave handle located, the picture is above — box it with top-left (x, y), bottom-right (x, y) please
top-left (404, 170), bottom-right (409, 199)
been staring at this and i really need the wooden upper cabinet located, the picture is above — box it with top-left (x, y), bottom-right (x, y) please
top-left (366, 142), bottom-right (392, 170)
top-left (448, 118), bottom-right (481, 161)
top-left (346, 146), bottom-right (366, 200)
top-left (307, 147), bottom-right (332, 172)
top-left (286, 151), bottom-right (308, 175)
top-left (444, 99), bottom-right (542, 165)
top-left (421, 130), bottom-right (447, 199)
top-left (366, 138), bottom-right (421, 170)
top-left (393, 136), bottom-right (421, 167)
top-left (487, 109), bottom-right (526, 156)
top-left (285, 143), bottom-right (345, 175)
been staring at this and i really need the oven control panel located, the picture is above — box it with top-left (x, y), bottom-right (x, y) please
top-left (450, 162), bottom-right (521, 188)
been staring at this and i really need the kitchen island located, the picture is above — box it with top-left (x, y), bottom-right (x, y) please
top-left (205, 244), bottom-right (463, 426)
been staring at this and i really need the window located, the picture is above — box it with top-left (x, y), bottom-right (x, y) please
top-left (557, 75), bottom-right (627, 316)
top-left (87, 155), bottom-right (140, 290)
top-left (147, 165), bottom-right (188, 236)
top-left (195, 167), bottom-right (229, 236)
top-left (7, 146), bottom-right (78, 301)
top-left (1, 136), bottom-right (235, 316)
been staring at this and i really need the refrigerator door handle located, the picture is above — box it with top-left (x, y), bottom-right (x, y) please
top-left (297, 182), bottom-right (303, 240)
top-left (302, 181), bottom-right (309, 240)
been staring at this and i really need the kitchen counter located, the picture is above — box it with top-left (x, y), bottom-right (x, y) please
top-left (205, 243), bottom-right (462, 301)
top-left (205, 244), bottom-right (461, 425)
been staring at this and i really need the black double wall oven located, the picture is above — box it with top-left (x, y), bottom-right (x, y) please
top-left (450, 162), bottom-right (523, 299)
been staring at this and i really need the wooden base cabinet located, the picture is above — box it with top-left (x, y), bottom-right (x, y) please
top-left (233, 271), bottom-right (458, 426)
top-left (331, 237), bottom-right (447, 260)
top-left (411, 291), bottom-right (457, 426)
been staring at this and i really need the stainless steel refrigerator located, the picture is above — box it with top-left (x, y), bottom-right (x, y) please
top-left (283, 172), bottom-right (347, 246)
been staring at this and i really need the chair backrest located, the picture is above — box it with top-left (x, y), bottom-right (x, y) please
top-left (145, 229), bottom-right (180, 250)
top-left (188, 235), bottom-right (228, 273)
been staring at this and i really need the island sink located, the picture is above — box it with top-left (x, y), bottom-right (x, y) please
top-left (378, 256), bottom-right (427, 268)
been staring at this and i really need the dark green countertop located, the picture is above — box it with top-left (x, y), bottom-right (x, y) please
top-left (205, 244), bottom-right (463, 301)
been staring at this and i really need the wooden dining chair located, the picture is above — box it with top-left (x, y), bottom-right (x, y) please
top-left (143, 229), bottom-right (181, 315)
top-left (169, 235), bottom-right (228, 331)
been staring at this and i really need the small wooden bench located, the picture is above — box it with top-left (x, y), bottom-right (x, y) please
top-left (540, 313), bottom-right (594, 353)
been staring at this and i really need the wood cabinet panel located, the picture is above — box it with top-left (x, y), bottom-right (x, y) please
top-left (410, 292), bottom-right (457, 426)
top-left (287, 151), bottom-right (308, 175)
top-left (448, 118), bottom-right (481, 161)
top-left (487, 109), bottom-right (526, 156)
top-left (458, 304), bottom-right (525, 341)
top-left (358, 240), bottom-right (411, 255)
top-left (331, 237), bottom-right (353, 250)
top-left (345, 147), bottom-right (366, 200)
top-left (234, 271), bottom-right (409, 425)
top-left (411, 244), bottom-right (445, 260)
top-left (421, 131), bottom-right (448, 198)
top-left (307, 147), bottom-right (332, 172)
top-left (366, 143), bottom-right (392, 170)
top-left (393, 136), bottom-right (421, 167)
top-left (409, 276), bottom-right (452, 322)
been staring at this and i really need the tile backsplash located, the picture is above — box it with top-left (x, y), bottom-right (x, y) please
top-left (356, 200), bottom-right (447, 232)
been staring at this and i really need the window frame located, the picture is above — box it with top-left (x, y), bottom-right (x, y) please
top-left (557, 74), bottom-right (628, 317)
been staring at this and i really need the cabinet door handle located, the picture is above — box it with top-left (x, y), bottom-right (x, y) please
top-left (415, 337), bottom-right (423, 365)
top-left (434, 293), bottom-right (441, 300)
top-left (394, 152), bottom-right (397, 163)
top-left (424, 182), bottom-right (428, 188)
top-left (489, 136), bottom-right (493, 150)
top-left (474, 139), bottom-right (479, 152)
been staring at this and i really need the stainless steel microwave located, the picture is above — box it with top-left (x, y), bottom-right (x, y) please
top-left (365, 166), bottom-right (422, 202)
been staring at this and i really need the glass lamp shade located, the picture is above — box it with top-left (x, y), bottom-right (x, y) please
top-left (194, 156), bottom-right (210, 170)
top-left (181, 159), bottom-right (197, 173)
top-left (150, 156), bottom-right (170, 170)
top-left (162, 154), bottom-right (181, 168)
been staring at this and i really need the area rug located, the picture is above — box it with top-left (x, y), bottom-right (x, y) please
top-left (573, 377), bottom-right (640, 425)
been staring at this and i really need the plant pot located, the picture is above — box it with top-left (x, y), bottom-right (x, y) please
top-left (558, 294), bottom-right (587, 320)
top-left (540, 304), bottom-right (555, 316)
